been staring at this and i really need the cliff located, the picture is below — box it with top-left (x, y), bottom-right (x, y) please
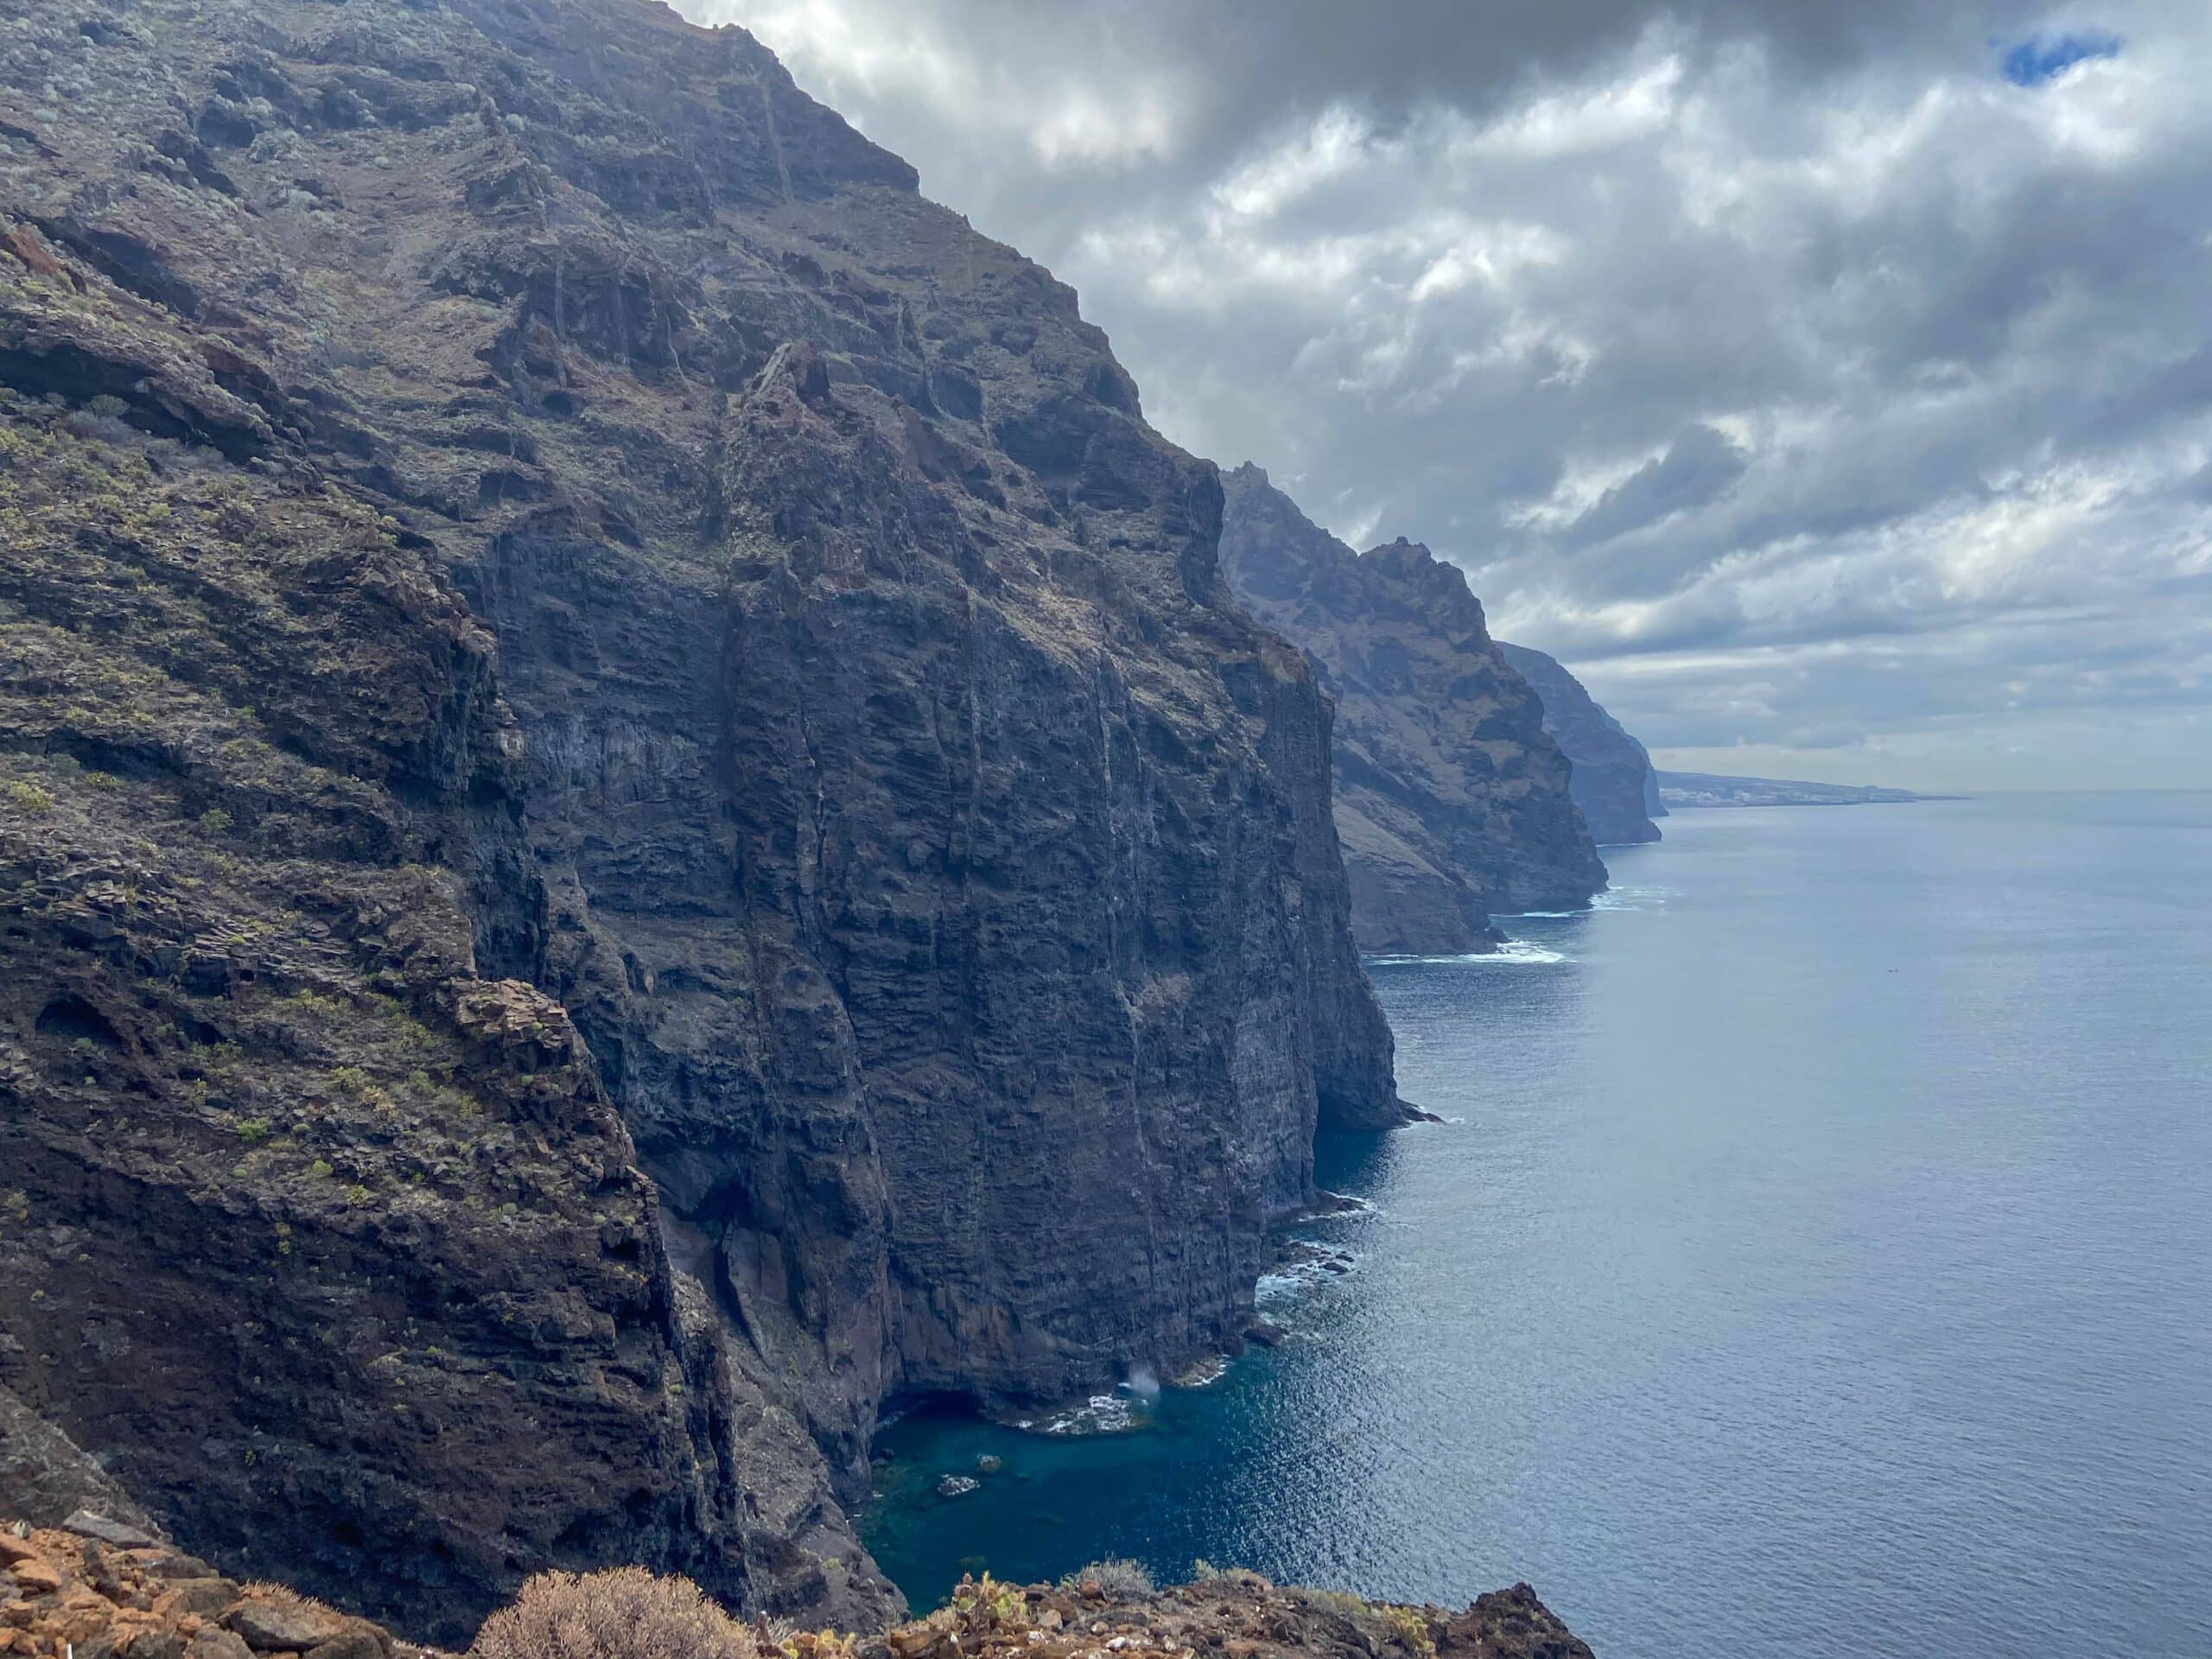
top-left (1219, 469), bottom-right (1605, 955)
top-left (1, 0), bottom-right (1403, 1641)
top-left (1491, 647), bottom-right (1663, 847)
top-left (0, 1517), bottom-right (1592, 1659)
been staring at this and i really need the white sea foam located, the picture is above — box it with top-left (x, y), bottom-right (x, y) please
top-left (1368, 938), bottom-right (1569, 965)
top-left (1590, 885), bottom-right (1674, 912)
top-left (1256, 1243), bottom-right (1357, 1303)
top-left (1494, 938), bottom-right (1569, 963)
top-left (1034, 1393), bottom-right (1138, 1435)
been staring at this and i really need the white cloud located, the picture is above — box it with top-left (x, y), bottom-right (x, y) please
top-left (732, 0), bottom-right (1190, 168)
top-left (1453, 50), bottom-right (1686, 158)
top-left (1211, 105), bottom-right (1376, 221)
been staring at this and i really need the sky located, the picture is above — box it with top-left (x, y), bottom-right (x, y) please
top-left (683, 0), bottom-right (2212, 791)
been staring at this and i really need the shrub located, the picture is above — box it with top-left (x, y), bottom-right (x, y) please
top-left (469, 1568), bottom-right (757, 1659)
top-left (1306, 1590), bottom-right (1366, 1615)
top-left (1062, 1559), bottom-right (1154, 1599)
top-left (5, 780), bottom-right (55, 812)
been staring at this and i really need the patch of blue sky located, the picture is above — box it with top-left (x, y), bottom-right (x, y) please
top-left (2001, 30), bottom-right (2121, 87)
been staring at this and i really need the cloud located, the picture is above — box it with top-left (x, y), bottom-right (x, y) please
top-left (1558, 425), bottom-right (1752, 550)
top-left (697, 0), bottom-right (2212, 791)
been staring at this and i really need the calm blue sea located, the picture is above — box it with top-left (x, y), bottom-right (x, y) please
top-left (861, 793), bottom-right (2212, 1657)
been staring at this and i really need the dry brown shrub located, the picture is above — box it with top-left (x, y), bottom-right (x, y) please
top-left (467, 1568), bottom-right (757, 1659)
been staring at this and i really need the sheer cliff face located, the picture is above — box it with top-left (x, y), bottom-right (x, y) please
top-left (1494, 645), bottom-right (1666, 846)
top-left (0, 0), bottom-right (1398, 1631)
top-left (1219, 469), bottom-right (1606, 955)
top-left (0, 369), bottom-right (880, 1637)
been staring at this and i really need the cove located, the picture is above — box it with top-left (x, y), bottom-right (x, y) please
top-left (860, 796), bottom-right (2212, 1659)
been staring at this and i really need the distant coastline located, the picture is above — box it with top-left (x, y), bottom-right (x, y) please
top-left (1656, 770), bottom-right (1966, 809)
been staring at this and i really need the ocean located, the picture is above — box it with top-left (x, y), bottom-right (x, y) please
top-left (860, 793), bottom-right (2212, 1657)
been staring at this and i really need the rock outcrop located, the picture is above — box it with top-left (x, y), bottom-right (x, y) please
top-left (2, 0), bottom-right (1402, 1637)
top-left (0, 1517), bottom-right (445, 1659)
top-left (875, 1570), bottom-right (1592, 1659)
top-left (1491, 647), bottom-right (1663, 847)
top-left (1219, 468), bottom-right (1605, 955)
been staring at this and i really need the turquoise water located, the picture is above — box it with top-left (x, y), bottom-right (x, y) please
top-left (861, 794), bottom-right (2212, 1657)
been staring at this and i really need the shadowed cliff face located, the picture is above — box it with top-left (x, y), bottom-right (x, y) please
top-left (1219, 468), bottom-right (1606, 955)
top-left (1494, 645), bottom-right (1664, 847)
top-left (0, 0), bottom-right (1399, 1633)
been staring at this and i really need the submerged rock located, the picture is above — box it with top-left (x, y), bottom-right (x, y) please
top-left (937, 1476), bottom-right (982, 1500)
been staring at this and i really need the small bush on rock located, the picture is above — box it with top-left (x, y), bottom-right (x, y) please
top-left (468, 1568), bottom-right (757, 1659)
top-left (1063, 1559), bottom-right (1154, 1599)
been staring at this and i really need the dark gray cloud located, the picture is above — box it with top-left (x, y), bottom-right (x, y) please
top-left (692, 0), bottom-right (2212, 791)
top-left (1561, 426), bottom-right (1751, 552)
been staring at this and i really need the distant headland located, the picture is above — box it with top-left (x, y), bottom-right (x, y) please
top-left (1657, 772), bottom-right (1965, 809)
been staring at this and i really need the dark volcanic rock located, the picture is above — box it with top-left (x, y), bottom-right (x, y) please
top-left (1220, 468), bottom-right (1605, 954)
top-left (0, 0), bottom-right (1402, 1634)
top-left (1495, 645), bottom-right (1664, 847)
top-left (0, 1387), bottom-right (162, 1538)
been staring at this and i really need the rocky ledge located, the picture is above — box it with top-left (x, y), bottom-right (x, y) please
top-left (0, 1517), bottom-right (1592, 1659)
top-left (0, 1516), bottom-right (439, 1659)
top-left (877, 1573), bottom-right (1592, 1659)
